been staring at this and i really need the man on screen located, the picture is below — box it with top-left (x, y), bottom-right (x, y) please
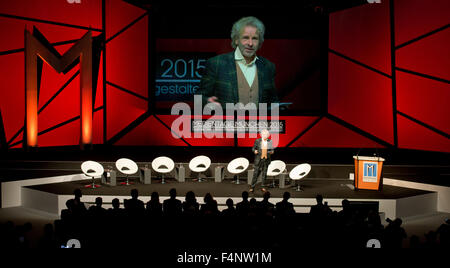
top-left (250, 129), bottom-right (274, 193)
top-left (198, 16), bottom-right (279, 109)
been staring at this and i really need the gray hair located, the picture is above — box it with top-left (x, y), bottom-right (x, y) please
top-left (231, 16), bottom-right (265, 49)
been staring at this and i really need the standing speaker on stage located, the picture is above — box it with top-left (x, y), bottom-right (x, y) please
top-left (250, 129), bottom-right (274, 193)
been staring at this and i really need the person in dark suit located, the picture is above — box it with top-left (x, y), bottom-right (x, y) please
top-left (198, 16), bottom-right (279, 110)
top-left (275, 191), bottom-right (295, 217)
top-left (124, 189), bottom-right (145, 215)
top-left (236, 191), bottom-right (250, 217)
top-left (258, 191), bottom-right (275, 217)
top-left (200, 193), bottom-right (219, 216)
top-left (250, 129), bottom-right (274, 192)
top-left (146, 191), bottom-right (163, 218)
top-left (163, 188), bottom-right (182, 217)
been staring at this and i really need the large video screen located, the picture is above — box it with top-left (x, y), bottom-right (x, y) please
top-left (152, 6), bottom-right (325, 115)
top-left (154, 38), bottom-right (323, 114)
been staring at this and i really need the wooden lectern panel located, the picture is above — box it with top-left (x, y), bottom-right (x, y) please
top-left (353, 156), bottom-right (384, 190)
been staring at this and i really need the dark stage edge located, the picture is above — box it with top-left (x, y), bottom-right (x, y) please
top-left (25, 178), bottom-right (432, 200)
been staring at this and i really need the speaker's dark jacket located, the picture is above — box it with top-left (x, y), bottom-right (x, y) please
top-left (252, 138), bottom-right (274, 165)
top-left (198, 52), bottom-right (279, 107)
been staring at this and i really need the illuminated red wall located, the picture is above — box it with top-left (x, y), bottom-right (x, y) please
top-left (0, 0), bottom-right (448, 152)
top-left (328, 0), bottom-right (449, 152)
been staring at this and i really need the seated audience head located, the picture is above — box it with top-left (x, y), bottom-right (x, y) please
top-left (315, 194), bottom-right (323, 204)
top-left (65, 199), bottom-right (73, 210)
top-left (73, 188), bottom-right (82, 199)
top-left (95, 197), bottom-right (102, 207)
top-left (204, 193), bottom-right (213, 203)
top-left (130, 189), bottom-right (139, 199)
top-left (169, 188), bottom-right (177, 199)
top-left (151, 191), bottom-right (159, 202)
top-left (241, 191), bottom-right (249, 200)
top-left (226, 198), bottom-right (234, 208)
top-left (341, 199), bottom-right (350, 209)
top-left (112, 198), bottom-right (120, 209)
top-left (185, 191), bottom-right (196, 203)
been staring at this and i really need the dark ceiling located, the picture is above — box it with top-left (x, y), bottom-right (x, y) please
top-left (124, 0), bottom-right (369, 38)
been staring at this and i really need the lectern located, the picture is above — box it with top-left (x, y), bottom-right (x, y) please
top-left (353, 156), bottom-right (385, 190)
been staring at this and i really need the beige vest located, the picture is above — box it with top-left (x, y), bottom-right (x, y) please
top-left (261, 140), bottom-right (268, 159)
top-left (235, 63), bottom-right (259, 105)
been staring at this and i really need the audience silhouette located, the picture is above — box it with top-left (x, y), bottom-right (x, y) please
top-left (163, 188), bottom-right (182, 217)
top-left (1, 188), bottom-right (448, 249)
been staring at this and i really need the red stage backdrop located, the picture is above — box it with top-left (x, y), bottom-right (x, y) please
top-left (0, 0), bottom-right (448, 152)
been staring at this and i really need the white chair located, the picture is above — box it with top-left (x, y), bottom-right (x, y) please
top-left (227, 157), bottom-right (249, 185)
top-left (189, 155), bottom-right (211, 182)
top-left (81, 161), bottom-right (104, 189)
top-left (152, 156), bottom-right (175, 184)
top-left (266, 160), bottom-right (286, 188)
top-left (289, 163), bottom-right (312, 191)
top-left (115, 158), bottom-right (139, 186)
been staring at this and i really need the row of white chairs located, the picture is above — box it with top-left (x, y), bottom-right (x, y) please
top-left (81, 156), bottom-right (311, 191)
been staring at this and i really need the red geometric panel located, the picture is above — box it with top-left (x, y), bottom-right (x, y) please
top-left (114, 115), bottom-right (187, 146)
top-left (38, 60), bottom-right (80, 133)
top-left (94, 54), bottom-right (104, 109)
top-left (38, 119), bottom-right (80, 147)
top-left (10, 142), bottom-right (22, 149)
top-left (157, 115), bottom-right (235, 147)
top-left (92, 109), bottom-right (103, 145)
top-left (291, 117), bottom-right (385, 148)
top-left (106, 85), bottom-right (147, 140)
top-left (237, 116), bottom-right (320, 148)
top-left (38, 109), bottom-right (102, 147)
top-left (257, 39), bottom-right (321, 102)
top-left (396, 28), bottom-right (450, 81)
top-left (0, 18), bottom-right (93, 54)
top-left (105, 0), bottom-right (146, 40)
top-left (394, 0), bottom-right (450, 46)
top-left (0, 53), bottom-right (24, 142)
top-left (397, 114), bottom-right (450, 152)
top-left (281, 70), bottom-right (321, 111)
top-left (106, 16), bottom-right (148, 98)
top-left (0, 0), bottom-right (102, 30)
top-left (8, 132), bottom-right (23, 147)
top-left (329, 1), bottom-right (391, 74)
top-left (328, 53), bottom-right (394, 144)
top-left (396, 71), bottom-right (450, 134)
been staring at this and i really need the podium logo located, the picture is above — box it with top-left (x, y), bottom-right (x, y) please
top-left (62, 239), bottom-right (81, 248)
top-left (363, 162), bottom-right (377, 182)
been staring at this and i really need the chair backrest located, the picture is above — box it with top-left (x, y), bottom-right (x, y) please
top-left (81, 161), bottom-right (104, 178)
top-left (267, 160), bottom-right (286, 176)
top-left (189, 155), bottom-right (211, 172)
top-left (115, 158), bottom-right (139, 175)
top-left (152, 156), bottom-right (175, 173)
top-left (289, 163), bottom-right (312, 180)
top-left (227, 157), bottom-right (250, 174)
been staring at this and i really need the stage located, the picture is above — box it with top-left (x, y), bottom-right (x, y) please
top-left (1, 158), bottom-right (442, 221)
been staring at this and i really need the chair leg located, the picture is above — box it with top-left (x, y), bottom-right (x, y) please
top-left (235, 175), bottom-right (241, 184)
top-left (295, 181), bottom-right (302, 192)
top-left (269, 176), bottom-right (276, 188)
top-left (121, 175), bottom-right (134, 186)
top-left (85, 177), bottom-right (100, 189)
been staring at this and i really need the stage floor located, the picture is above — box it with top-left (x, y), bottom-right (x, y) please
top-left (26, 177), bottom-right (431, 200)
